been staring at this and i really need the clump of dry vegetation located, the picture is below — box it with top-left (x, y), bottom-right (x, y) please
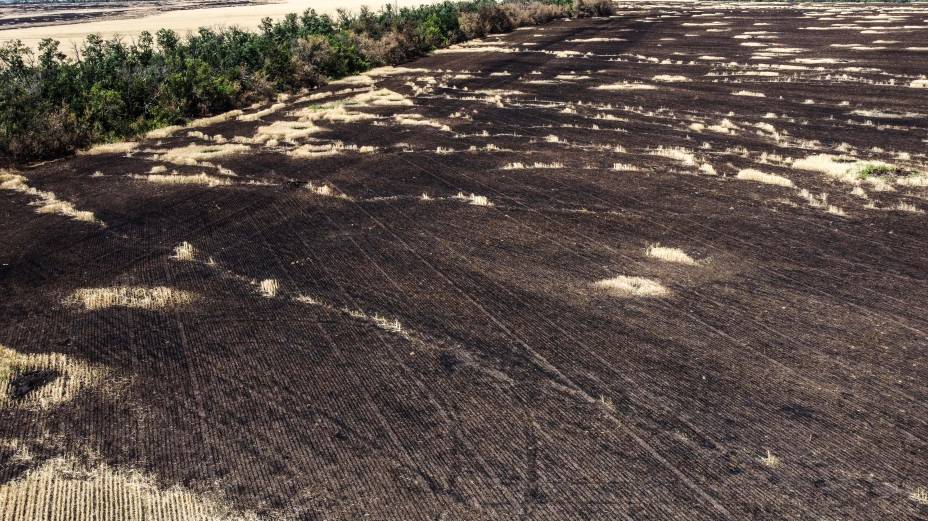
top-left (911, 487), bottom-right (928, 506)
top-left (146, 173), bottom-right (233, 187)
top-left (0, 169), bottom-right (101, 225)
top-left (454, 192), bottom-right (493, 206)
top-left (736, 168), bottom-right (795, 188)
top-left (594, 276), bottom-right (670, 298)
top-left (0, 456), bottom-right (260, 521)
top-left (66, 287), bottom-right (196, 311)
top-left (760, 450), bottom-right (782, 469)
top-left (259, 279), bottom-right (280, 298)
top-left (172, 242), bottom-right (196, 261)
top-left (646, 245), bottom-right (698, 265)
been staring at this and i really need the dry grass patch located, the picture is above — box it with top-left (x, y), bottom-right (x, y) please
top-left (567, 37), bottom-right (626, 42)
top-left (0, 170), bottom-right (101, 225)
top-left (289, 141), bottom-right (376, 158)
top-left (502, 162), bottom-right (564, 170)
top-left (305, 181), bottom-right (351, 200)
top-left (393, 114), bottom-right (451, 132)
top-left (652, 74), bottom-right (690, 83)
top-left (0, 456), bottom-right (258, 521)
top-left (145, 125), bottom-right (183, 139)
top-left (78, 141), bottom-right (137, 156)
top-left (896, 173), bottom-right (928, 188)
top-left (0, 345), bottom-right (103, 409)
top-left (592, 81), bottom-right (657, 91)
top-left (594, 276), bottom-right (670, 298)
top-left (258, 279), bottom-right (279, 298)
top-left (798, 189), bottom-right (846, 217)
top-left (760, 450), bottom-right (782, 469)
top-left (254, 120), bottom-right (325, 144)
top-left (651, 146), bottom-right (697, 166)
top-left (238, 102), bottom-right (287, 122)
top-left (612, 163), bottom-right (639, 172)
top-left (154, 143), bottom-right (250, 165)
top-left (911, 487), bottom-right (928, 506)
top-left (792, 154), bottom-right (899, 189)
top-left (66, 287), bottom-right (195, 311)
top-left (350, 88), bottom-right (413, 107)
top-left (34, 199), bottom-right (98, 223)
top-left (736, 168), bottom-right (795, 188)
top-left (646, 245), bottom-right (697, 265)
top-left (454, 192), bottom-right (493, 206)
top-left (708, 118), bottom-right (740, 135)
top-left (146, 173), bottom-right (232, 187)
top-left (186, 109), bottom-right (244, 128)
top-left (172, 242), bottom-right (196, 261)
top-left (890, 201), bottom-right (924, 214)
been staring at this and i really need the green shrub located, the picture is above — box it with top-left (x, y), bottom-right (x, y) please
top-left (856, 164), bottom-right (900, 178)
top-left (573, 0), bottom-right (615, 17)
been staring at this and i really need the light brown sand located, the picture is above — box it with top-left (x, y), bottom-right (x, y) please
top-left (0, 0), bottom-right (439, 54)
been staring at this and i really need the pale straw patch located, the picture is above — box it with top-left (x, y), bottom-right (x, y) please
top-left (66, 287), bottom-right (196, 311)
top-left (646, 245), bottom-right (697, 265)
top-left (594, 276), bottom-right (670, 297)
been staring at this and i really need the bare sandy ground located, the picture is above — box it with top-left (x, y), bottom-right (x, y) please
top-left (0, 0), bottom-right (438, 53)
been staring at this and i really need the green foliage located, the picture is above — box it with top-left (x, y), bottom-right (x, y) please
top-left (0, 0), bottom-right (581, 162)
top-left (857, 164), bottom-right (901, 178)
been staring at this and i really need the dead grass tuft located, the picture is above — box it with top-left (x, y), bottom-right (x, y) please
top-left (592, 81), bottom-right (656, 91)
top-left (146, 173), bottom-right (232, 187)
top-left (0, 170), bottom-right (101, 225)
top-left (594, 276), bottom-right (669, 298)
top-left (736, 168), bottom-right (795, 188)
top-left (154, 144), bottom-right (250, 166)
top-left (613, 163), bottom-right (640, 172)
top-left (652, 74), bottom-right (690, 83)
top-left (651, 146), bottom-right (696, 166)
top-left (502, 162), bottom-right (563, 170)
top-left (798, 189), bottom-right (846, 216)
top-left (760, 450), bottom-right (782, 469)
top-left (911, 487), bottom-right (928, 506)
top-left (306, 182), bottom-right (351, 200)
top-left (67, 287), bottom-right (195, 311)
top-left (172, 242), bottom-right (196, 261)
top-left (646, 245), bottom-right (697, 265)
top-left (454, 192), bottom-right (493, 206)
top-left (259, 279), bottom-right (279, 298)
top-left (78, 141), bottom-right (137, 156)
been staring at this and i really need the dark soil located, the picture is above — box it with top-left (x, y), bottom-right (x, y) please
top-left (1, 3), bottom-right (927, 520)
top-left (8, 369), bottom-right (60, 400)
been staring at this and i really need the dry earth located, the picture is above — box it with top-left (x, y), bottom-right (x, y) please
top-left (0, 0), bottom-right (255, 30)
top-left (2, 2), bottom-right (928, 519)
top-left (0, 0), bottom-right (438, 53)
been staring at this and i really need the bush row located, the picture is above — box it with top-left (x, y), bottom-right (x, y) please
top-left (0, 0), bottom-right (614, 162)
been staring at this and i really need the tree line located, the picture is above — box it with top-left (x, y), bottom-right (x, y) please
top-left (0, 0), bottom-right (614, 162)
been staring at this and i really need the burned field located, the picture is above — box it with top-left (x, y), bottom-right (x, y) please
top-left (2, 1), bottom-right (928, 519)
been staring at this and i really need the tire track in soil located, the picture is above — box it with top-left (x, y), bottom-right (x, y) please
top-left (265, 202), bottom-right (531, 514)
top-left (373, 146), bottom-right (928, 437)
top-left (328, 150), bottom-right (925, 511)
top-left (227, 189), bottom-right (722, 517)
top-left (304, 182), bottom-right (736, 518)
